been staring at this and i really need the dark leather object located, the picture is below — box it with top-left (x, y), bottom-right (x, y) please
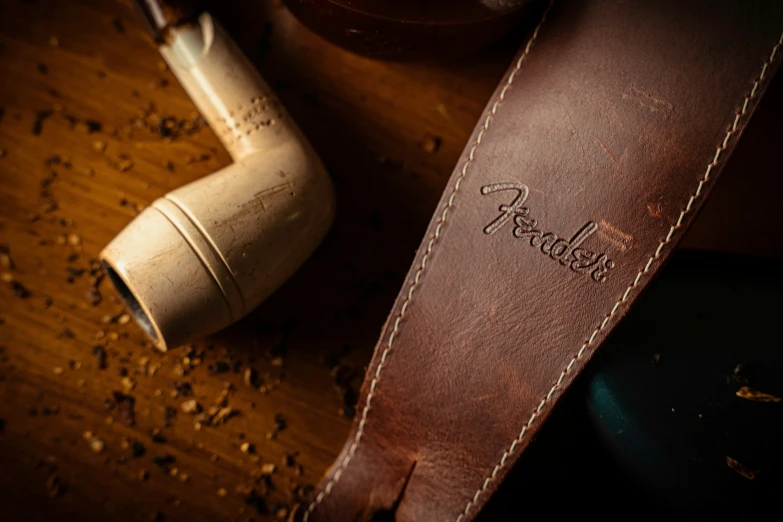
top-left (303, 2), bottom-right (783, 521)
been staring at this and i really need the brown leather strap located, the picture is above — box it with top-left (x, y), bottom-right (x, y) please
top-left (303, 2), bottom-right (783, 521)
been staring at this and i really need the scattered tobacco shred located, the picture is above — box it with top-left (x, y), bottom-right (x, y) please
top-left (32, 109), bottom-right (53, 135)
top-left (0, 245), bottom-right (14, 270)
top-left (328, 347), bottom-right (359, 418)
top-left (11, 281), bottom-right (30, 298)
top-left (421, 134), bottom-right (442, 154)
top-left (45, 473), bottom-right (65, 497)
top-left (86, 287), bottom-right (102, 306)
top-left (245, 490), bottom-right (268, 514)
top-left (131, 441), bottom-right (146, 458)
top-left (84, 119), bottom-right (102, 134)
top-left (163, 406), bottom-right (177, 427)
top-left (92, 344), bottom-right (107, 369)
top-left (112, 391), bottom-right (136, 426)
top-left (112, 18), bottom-right (125, 33)
top-left (208, 361), bottom-right (231, 374)
top-left (66, 267), bottom-right (85, 278)
top-left (282, 452), bottom-right (296, 468)
top-left (736, 386), bottom-right (781, 403)
top-left (274, 413), bottom-right (287, 432)
top-left (172, 381), bottom-right (193, 396)
top-left (152, 454), bottom-right (175, 471)
top-left (726, 456), bottom-right (759, 480)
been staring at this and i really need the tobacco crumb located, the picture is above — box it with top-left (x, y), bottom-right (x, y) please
top-left (331, 363), bottom-right (358, 419)
top-left (43, 154), bottom-right (61, 167)
top-left (58, 327), bottom-right (75, 339)
top-left (152, 454), bottom-right (175, 471)
top-left (121, 376), bottom-right (136, 393)
top-left (211, 406), bottom-right (235, 426)
top-left (115, 155), bottom-right (134, 172)
top-left (217, 487), bottom-right (228, 497)
top-left (88, 435), bottom-right (105, 454)
top-left (102, 312), bottom-right (122, 324)
top-left (245, 490), bottom-right (268, 514)
top-left (132, 441), bottom-right (146, 458)
top-left (726, 456), bottom-right (759, 480)
top-left (118, 313), bottom-right (131, 325)
top-left (164, 406), bottom-right (177, 426)
top-left (41, 200), bottom-right (58, 213)
top-left (11, 280), bottom-right (30, 298)
top-left (150, 428), bottom-right (167, 444)
top-left (66, 267), bottom-right (85, 278)
top-left (421, 135), bottom-right (442, 154)
top-left (52, 366), bottom-right (64, 376)
top-left (86, 287), bottom-right (102, 306)
top-left (92, 140), bottom-right (107, 153)
top-left (208, 361), bottom-right (231, 374)
top-left (45, 474), bottom-right (64, 497)
top-left (92, 345), bottom-right (107, 369)
top-left (164, 160), bottom-right (175, 172)
top-left (736, 386), bottom-right (781, 403)
top-left (0, 246), bottom-right (13, 270)
top-left (49, 36), bottom-right (59, 47)
top-left (172, 381), bottom-right (193, 396)
top-left (84, 119), bottom-right (102, 134)
top-left (112, 18), bottom-right (125, 33)
top-left (243, 367), bottom-right (257, 387)
top-left (240, 442), bottom-right (255, 454)
top-left (112, 391), bottom-right (136, 426)
top-left (33, 110), bottom-right (53, 135)
top-left (181, 399), bottom-right (201, 414)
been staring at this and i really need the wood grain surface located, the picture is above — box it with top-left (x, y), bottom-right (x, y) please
top-left (1, 1), bottom-right (782, 521)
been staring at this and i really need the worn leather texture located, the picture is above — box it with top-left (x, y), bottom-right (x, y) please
top-left (302, 1), bottom-right (783, 521)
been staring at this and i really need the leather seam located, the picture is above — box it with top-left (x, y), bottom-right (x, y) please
top-left (455, 30), bottom-right (783, 522)
top-left (302, 2), bottom-right (556, 520)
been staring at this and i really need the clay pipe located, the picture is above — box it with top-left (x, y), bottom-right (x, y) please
top-left (100, 3), bottom-right (335, 351)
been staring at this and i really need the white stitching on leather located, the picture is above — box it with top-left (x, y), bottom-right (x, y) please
top-left (302, 4), bottom-right (556, 521)
top-left (455, 30), bottom-right (783, 522)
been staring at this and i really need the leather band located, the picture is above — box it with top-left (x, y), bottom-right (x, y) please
top-left (303, 2), bottom-right (783, 521)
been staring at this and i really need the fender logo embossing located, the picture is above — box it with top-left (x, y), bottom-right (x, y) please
top-left (481, 181), bottom-right (614, 283)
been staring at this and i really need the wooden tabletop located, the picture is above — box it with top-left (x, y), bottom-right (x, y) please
top-left (2, 1), bottom-right (783, 521)
top-left (0, 1), bottom-right (521, 520)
